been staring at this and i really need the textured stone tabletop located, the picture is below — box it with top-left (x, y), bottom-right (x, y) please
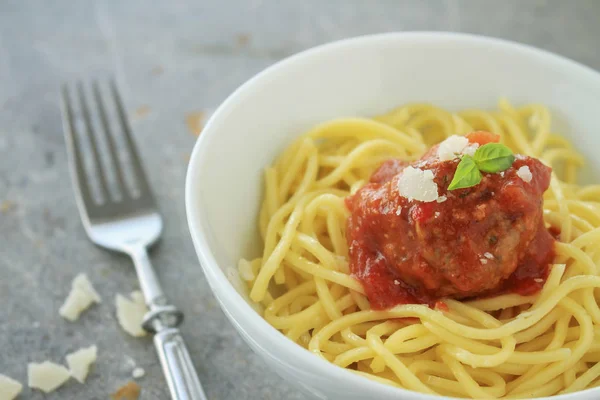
top-left (1, 1), bottom-right (600, 399)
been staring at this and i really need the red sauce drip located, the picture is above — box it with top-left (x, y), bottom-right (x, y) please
top-left (345, 133), bottom-right (555, 310)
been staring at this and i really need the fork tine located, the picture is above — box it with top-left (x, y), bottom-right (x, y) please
top-left (61, 85), bottom-right (96, 209)
top-left (92, 80), bottom-right (128, 198)
top-left (77, 81), bottom-right (111, 202)
top-left (109, 78), bottom-right (153, 197)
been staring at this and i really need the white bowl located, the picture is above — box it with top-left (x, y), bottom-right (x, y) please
top-left (186, 32), bottom-right (600, 400)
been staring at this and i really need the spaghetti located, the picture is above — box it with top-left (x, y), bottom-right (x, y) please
top-left (238, 100), bottom-right (600, 398)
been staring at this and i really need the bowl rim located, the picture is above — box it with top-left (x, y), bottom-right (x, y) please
top-left (185, 31), bottom-right (600, 399)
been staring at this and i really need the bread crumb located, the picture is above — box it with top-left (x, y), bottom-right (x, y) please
top-left (186, 112), bottom-right (205, 136)
top-left (132, 105), bottom-right (151, 121)
top-left (132, 367), bottom-right (145, 379)
top-left (236, 33), bottom-right (251, 47)
top-left (0, 200), bottom-right (14, 213)
top-left (111, 381), bottom-right (141, 400)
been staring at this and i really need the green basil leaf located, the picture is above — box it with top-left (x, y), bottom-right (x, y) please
top-left (448, 156), bottom-right (482, 190)
top-left (473, 143), bottom-right (515, 173)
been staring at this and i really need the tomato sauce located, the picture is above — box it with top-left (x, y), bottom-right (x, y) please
top-left (345, 134), bottom-right (555, 310)
top-left (499, 222), bottom-right (555, 296)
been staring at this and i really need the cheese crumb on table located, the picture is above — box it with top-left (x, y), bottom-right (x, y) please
top-left (59, 273), bottom-right (102, 321)
top-left (66, 345), bottom-right (97, 383)
top-left (0, 374), bottom-right (23, 400)
top-left (116, 291), bottom-right (148, 337)
top-left (397, 167), bottom-right (439, 202)
top-left (132, 367), bottom-right (145, 379)
top-left (28, 361), bottom-right (71, 393)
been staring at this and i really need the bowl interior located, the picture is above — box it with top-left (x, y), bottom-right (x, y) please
top-left (186, 32), bottom-right (600, 399)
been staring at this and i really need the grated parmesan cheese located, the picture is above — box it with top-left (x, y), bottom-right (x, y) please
top-left (0, 374), bottom-right (22, 400)
top-left (116, 291), bottom-right (148, 337)
top-left (397, 167), bottom-right (439, 202)
top-left (66, 345), bottom-right (97, 383)
top-left (462, 143), bottom-right (479, 157)
top-left (434, 212), bottom-right (440, 218)
top-left (393, 280), bottom-right (400, 285)
top-left (484, 252), bottom-right (494, 260)
top-left (436, 195), bottom-right (447, 203)
top-left (437, 135), bottom-right (469, 161)
top-left (395, 206), bottom-right (402, 216)
top-left (480, 258), bottom-right (488, 265)
top-left (59, 273), bottom-right (101, 321)
top-left (517, 166), bottom-right (532, 183)
top-left (28, 361), bottom-right (71, 393)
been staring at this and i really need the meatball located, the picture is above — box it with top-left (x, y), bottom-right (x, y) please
top-left (345, 135), bottom-right (553, 308)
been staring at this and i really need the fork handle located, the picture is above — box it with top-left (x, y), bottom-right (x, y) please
top-left (128, 246), bottom-right (207, 400)
top-left (154, 327), bottom-right (208, 400)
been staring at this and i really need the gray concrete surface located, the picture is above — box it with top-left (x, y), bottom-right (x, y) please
top-left (1, 1), bottom-right (600, 399)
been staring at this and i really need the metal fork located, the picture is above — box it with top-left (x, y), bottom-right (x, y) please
top-left (61, 79), bottom-right (207, 400)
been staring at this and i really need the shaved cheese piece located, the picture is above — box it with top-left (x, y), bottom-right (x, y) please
top-left (484, 252), bottom-right (494, 259)
top-left (66, 345), bottom-right (97, 383)
top-left (436, 195), bottom-right (447, 203)
top-left (28, 361), bottom-right (70, 393)
top-left (480, 258), bottom-right (488, 265)
top-left (0, 374), bottom-right (23, 400)
top-left (116, 291), bottom-right (148, 337)
top-left (517, 166), bottom-right (532, 183)
top-left (397, 167), bottom-right (439, 202)
top-left (59, 273), bottom-right (101, 321)
top-left (437, 135), bottom-right (469, 161)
